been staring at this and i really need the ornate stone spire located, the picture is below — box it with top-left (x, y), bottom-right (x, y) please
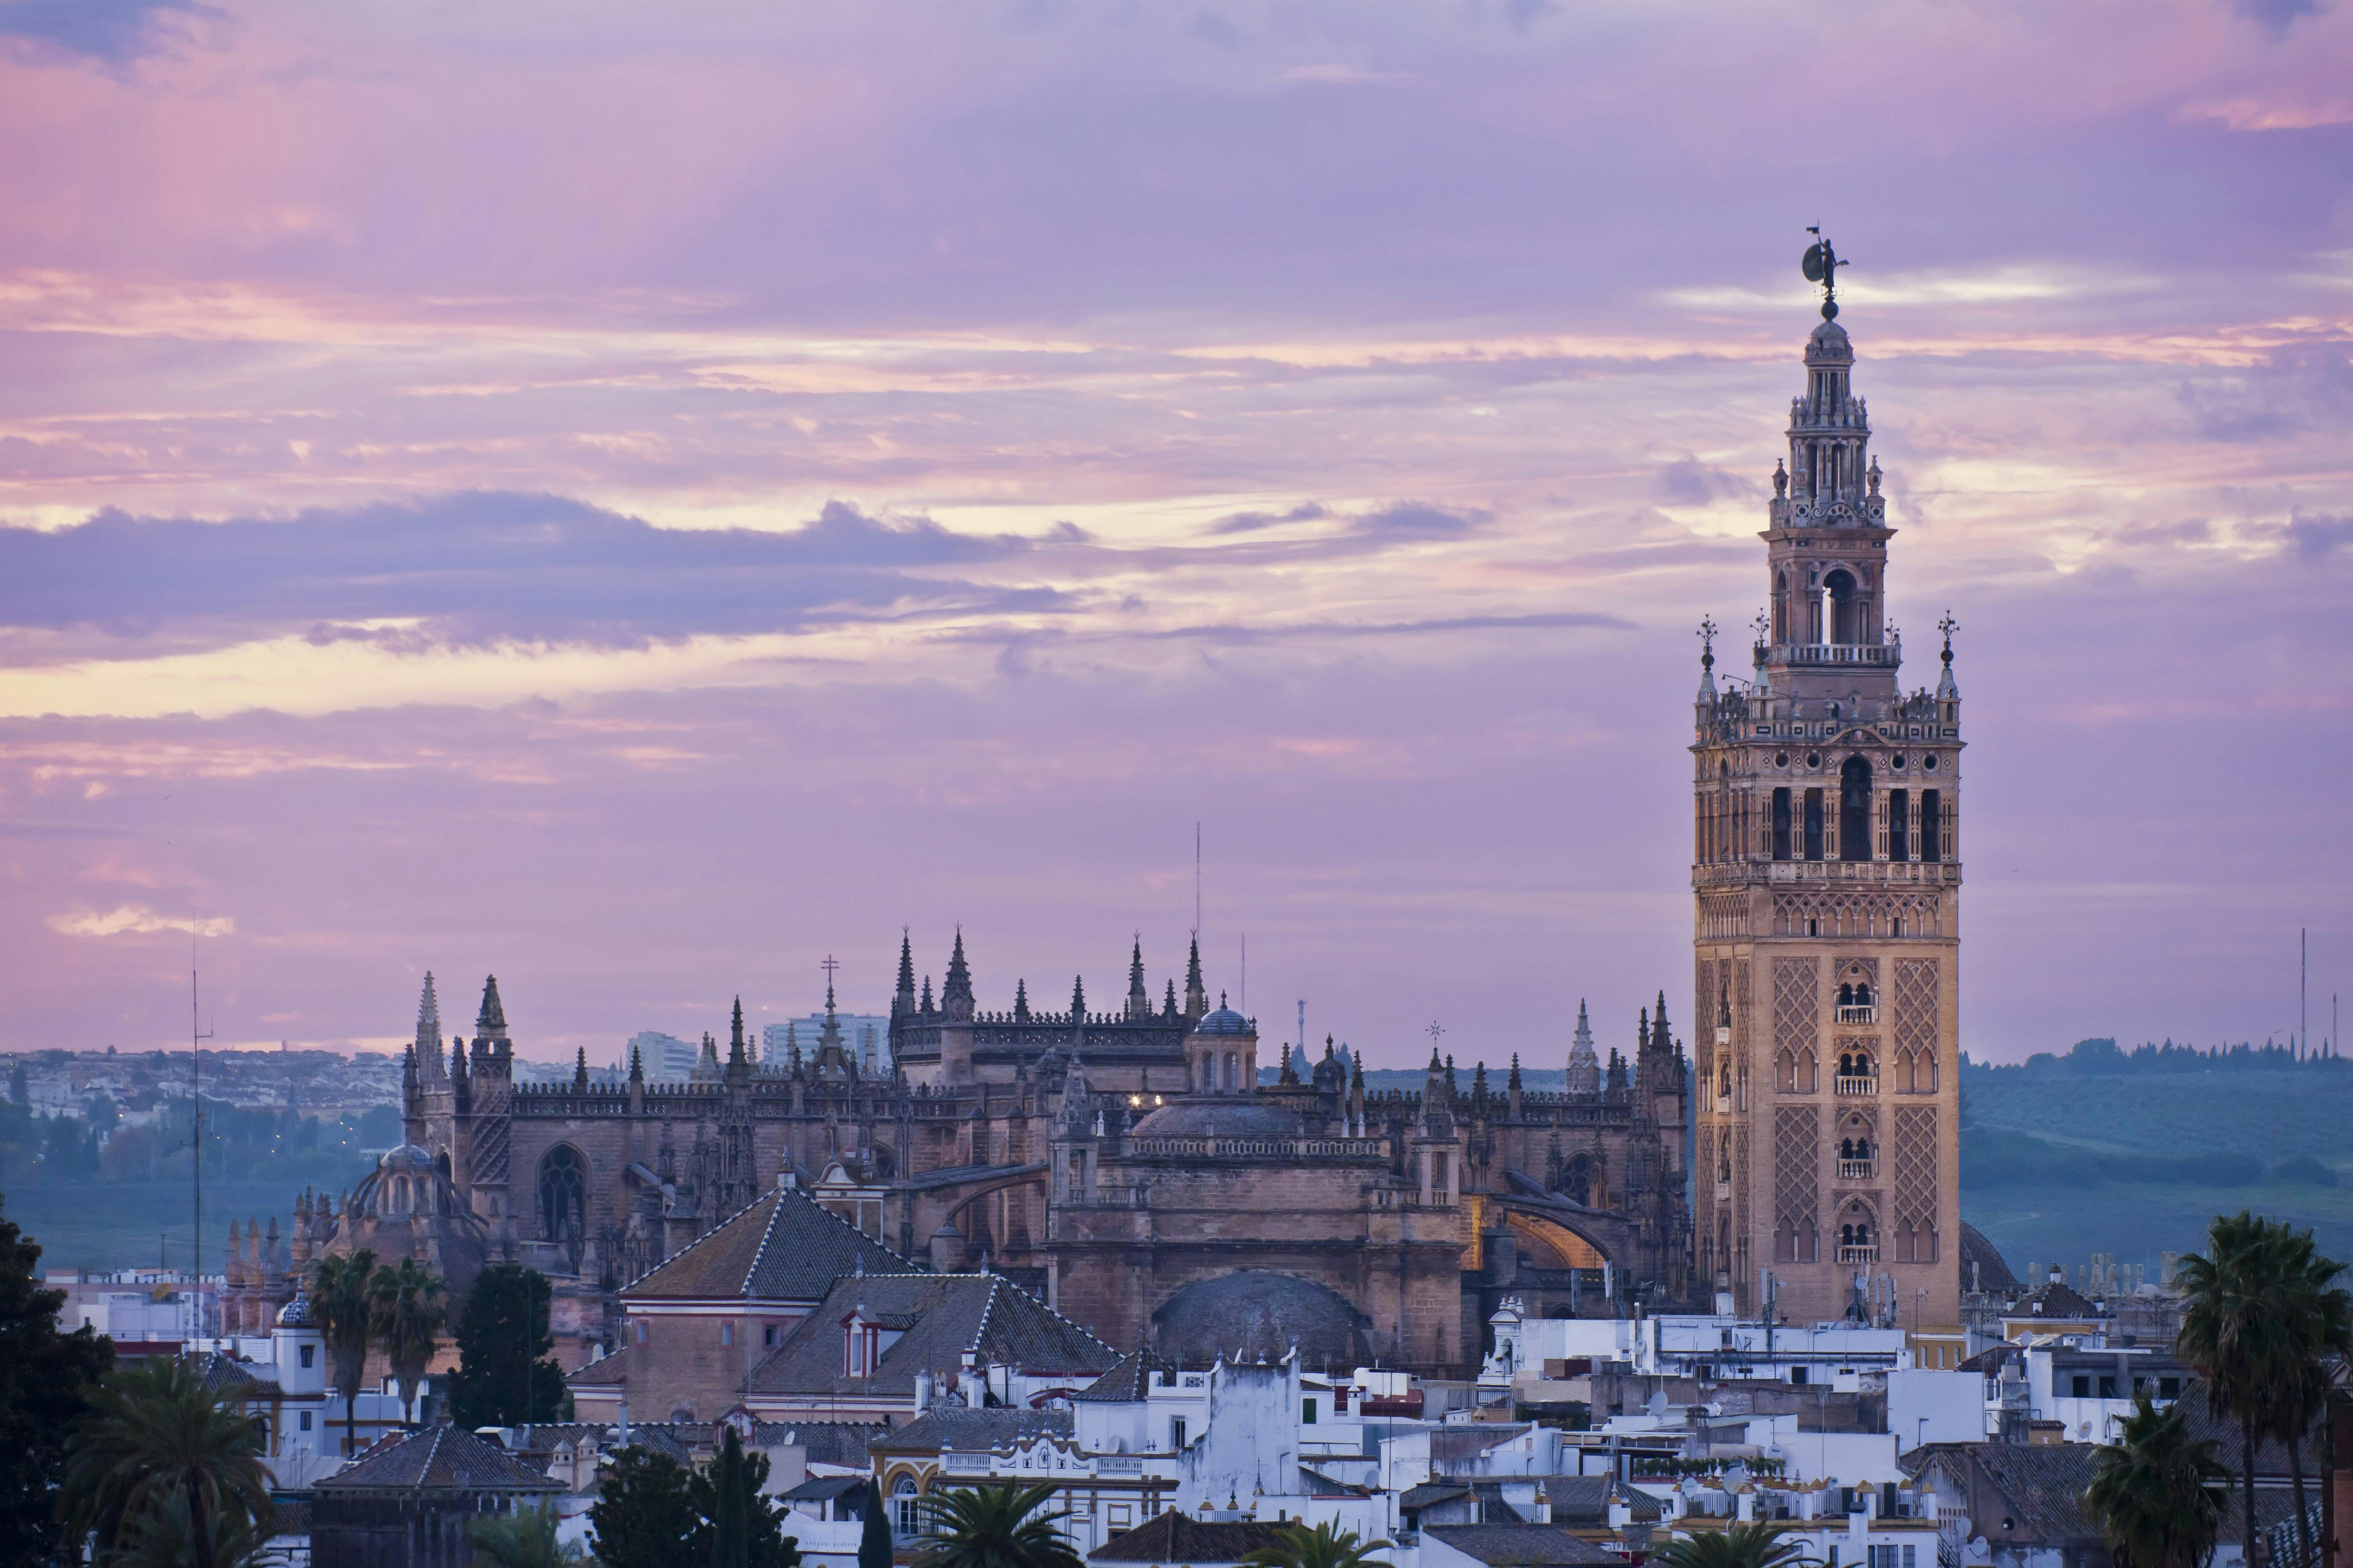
top-left (729, 997), bottom-right (749, 1073)
top-left (476, 974), bottom-right (508, 1038)
top-left (1163, 978), bottom-right (1179, 1018)
top-left (942, 930), bottom-right (974, 1021)
top-left (1566, 999), bottom-right (1601, 1095)
top-left (574, 1046), bottom-right (589, 1087)
top-left (1126, 938), bottom-right (1150, 1021)
top-left (413, 972), bottom-right (445, 1081)
top-left (628, 1042), bottom-right (644, 1084)
top-left (1013, 979), bottom-right (1031, 1022)
top-left (895, 928), bottom-right (917, 1014)
top-left (1184, 935), bottom-right (1207, 1021)
top-left (1069, 974), bottom-right (1087, 1022)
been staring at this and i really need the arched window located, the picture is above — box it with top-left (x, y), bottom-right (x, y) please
top-left (1772, 573), bottom-right (1789, 643)
top-left (1797, 1049), bottom-right (1817, 1094)
top-left (893, 1477), bottom-right (922, 1536)
top-left (1775, 1049), bottom-right (1795, 1093)
top-left (1824, 568), bottom-right (1862, 643)
top-left (1838, 757), bottom-right (1873, 862)
top-left (538, 1145), bottom-right (588, 1244)
top-left (1223, 1052), bottom-right (1238, 1091)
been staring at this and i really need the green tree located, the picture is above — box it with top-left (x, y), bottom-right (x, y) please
top-left (1241, 1519), bottom-right (1396, 1568)
top-left (0, 1201), bottom-right (114, 1565)
top-left (471, 1500), bottom-right (590, 1568)
top-left (590, 1446), bottom-right (704, 1568)
top-left (2085, 1392), bottom-right (2230, 1568)
top-left (448, 1262), bottom-right (569, 1427)
top-left (913, 1481), bottom-right (1084, 1568)
top-left (2180, 1212), bottom-right (2301, 1563)
top-left (110, 1482), bottom-right (273, 1568)
top-left (689, 1427), bottom-right (799, 1568)
top-left (1649, 1522), bottom-right (1817, 1568)
top-left (368, 1256), bottom-right (448, 1426)
top-left (860, 1480), bottom-right (895, 1568)
top-left (311, 1247), bottom-right (380, 1458)
top-left (59, 1358), bottom-right (275, 1568)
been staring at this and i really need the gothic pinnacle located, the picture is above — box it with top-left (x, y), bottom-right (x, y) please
top-left (897, 928), bottom-right (917, 998)
top-left (477, 974), bottom-right (507, 1035)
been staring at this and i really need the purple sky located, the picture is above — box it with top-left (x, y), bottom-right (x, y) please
top-left (2, 0), bottom-right (2349, 1069)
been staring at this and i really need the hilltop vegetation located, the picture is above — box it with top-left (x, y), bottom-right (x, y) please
top-left (1959, 1038), bottom-right (2353, 1272)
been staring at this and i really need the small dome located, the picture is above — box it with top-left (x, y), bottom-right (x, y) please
top-left (1806, 318), bottom-right (1853, 364)
top-left (1195, 1007), bottom-right (1251, 1037)
top-left (1128, 1098), bottom-right (1302, 1138)
top-left (276, 1292), bottom-right (315, 1328)
top-left (378, 1143), bottom-right (436, 1174)
top-left (1150, 1270), bottom-right (1372, 1369)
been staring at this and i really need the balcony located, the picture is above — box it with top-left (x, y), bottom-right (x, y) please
top-left (1716, 1180), bottom-right (1732, 1201)
top-left (1835, 1075), bottom-right (1879, 1096)
top-left (1838, 1245), bottom-right (1879, 1264)
top-left (1769, 641), bottom-right (1902, 668)
top-left (1838, 1159), bottom-right (1876, 1181)
top-left (1835, 1005), bottom-right (1877, 1025)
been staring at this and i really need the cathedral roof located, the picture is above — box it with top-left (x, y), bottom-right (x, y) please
top-left (1126, 1098), bottom-right (1302, 1138)
top-left (1147, 1270), bottom-right (1372, 1370)
top-left (743, 1272), bottom-right (1114, 1399)
top-left (622, 1182), bottom-right (907, 1302)
top-left (1195, 1001), bottom-right (1251, 1036)
top-left (1959, 1222), bottom-right (2020, 1293)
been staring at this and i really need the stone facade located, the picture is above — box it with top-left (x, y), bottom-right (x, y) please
top-left (1689, 299), bottom-right (1965, 1330)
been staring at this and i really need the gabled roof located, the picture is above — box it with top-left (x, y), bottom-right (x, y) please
top-left (1089, 1512), bottom-right (1291, 1564)
top-left (189, 1351), bottom-right (279, 1397)
top-left (743, 1273), bottom-right (1115, 1400)
top-left (1075, 1346), bottom-right (1170, 1402)
top-left (1542, 1475), bottom-right (1662, 1523)
top-left (1424, 1525), bottom-right (1621, 1565)
top-left (623, 1183), bottom-right (907, 1300)
top-left (2005, 1279), bottom-right (2104, 1320)
top-left (1908, 1443), bottom-right (2102, 1546)
top-left (783, 1474), bottom-right (871, 1503)
top-left (565, 1343), bottom-right (638, 1390)
top-left (871, 1407), bottom-right (1073, 1453)
top-left (316, 1424), bottom-right (561, 1493)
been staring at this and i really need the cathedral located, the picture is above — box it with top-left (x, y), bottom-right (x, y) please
top-left (225, 939), bottom-right (1692, 1375)
top-left (222, 279), bottom-right (1967, 1373)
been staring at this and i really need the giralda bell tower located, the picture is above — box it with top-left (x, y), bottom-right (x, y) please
top-left (1690, 237), bottom-right (1962, 1334)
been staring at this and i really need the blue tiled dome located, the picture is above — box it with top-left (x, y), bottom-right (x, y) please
top-left (276, 1292), bottom-right (315, 1328)
top-left (1195, 1006), bottom-right (1251, 1037)
top-left (378, 1143), bottom-right (437, 1174)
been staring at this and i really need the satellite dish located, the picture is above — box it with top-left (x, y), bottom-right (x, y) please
top-left (1802, 242), bottom-right (1828, 284)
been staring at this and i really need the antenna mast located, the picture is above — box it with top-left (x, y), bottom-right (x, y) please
top-left (190, 964), bottom-right (212, 1304)
top-left (1194, 822), bottom-right (1202, 941)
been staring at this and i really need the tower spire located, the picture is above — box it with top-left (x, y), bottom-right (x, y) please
top-left (414, 973), bottom-right (445, 1082)
top-left (1185, 935), bottom-right (1206, 1021)
top-left (1567, 999), bottom-right (1600, 1095)
top-left (1126, 937), bottom-right (1149, 1020)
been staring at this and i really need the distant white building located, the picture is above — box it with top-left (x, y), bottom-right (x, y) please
top-left (627, 1031), bottom-right (702, 1081)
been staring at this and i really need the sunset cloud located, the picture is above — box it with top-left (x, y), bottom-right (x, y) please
top-left (49, 904), bottom-right (234, 938)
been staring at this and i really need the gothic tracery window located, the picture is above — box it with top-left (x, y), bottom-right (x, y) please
top-left (538, 1145), bottom-right (588, 1245)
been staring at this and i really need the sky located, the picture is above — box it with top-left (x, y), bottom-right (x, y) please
top-left (1, 0), bottom-right (2349, 1070)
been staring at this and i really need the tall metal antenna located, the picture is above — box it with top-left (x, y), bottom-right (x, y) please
top-left (1194, 822), bottom-right (1202, 941)
top-left (1297, 1000), bottom-right (1307, 1059)
top-left (2302, 928), bottom-right (2308, 1060)
top-left (190, 963), bottom-right (213, 1299)
top-left (1239, 932), bottom-right (1246, 1015)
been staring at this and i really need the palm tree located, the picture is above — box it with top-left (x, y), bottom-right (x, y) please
top-left (368, 1256), bottom-right (447, 1426)
top-left (2179, 1211), bottom-right (2286, 1566)
top-left (471, 1501), bottom-right (590, 1568)
top-left (1649, 1521), bottom-right (1818, 1568)
top-left (2085, 1392), bottom-right (2230, 1568)
top-left (2255, 1226), bottom-right (2351, 1568)
top-left (59, 1358), bottom-right (275, 1568)
top-left (913, 1481), bottom-right (1085, 1568)
top-left (311, 1247), bottom-right (379, 1458)
top-left (1242, 1519), bottom-right (1395, 1568)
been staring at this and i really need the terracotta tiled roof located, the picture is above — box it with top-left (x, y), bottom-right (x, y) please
top-left (1424, 1525), bottom-right (1622, 1565)
top-left (622, 1184), bottom-right (907, 1300)
top-left (1089, 1512), bottom-right (1292, 1563)
top-left (743, 1273), bottom-right (1114, 1400)
top-left (2007, 1279), bottom-right (2104, 1320)
top-left (316, 1424), bottom-right (561, 1493)
top-left (1074, 1346), bottom-right (1170, 1402)
top-left (1542, 1475), bottom-right (1661, 1523)
top-left (565, 1344), bottom-right (638, 1390)
top-left (189, 1351), bottom-right (279, 1397)
top-left (871, 1407), bottom-right (1072, 1453)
